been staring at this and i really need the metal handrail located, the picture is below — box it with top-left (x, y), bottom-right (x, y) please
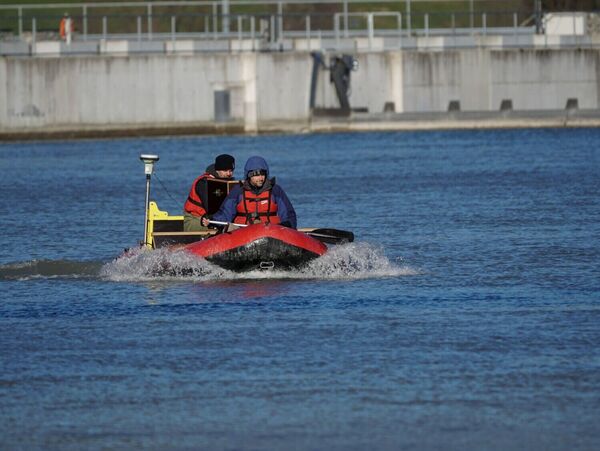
top-left (1, 11), bottom-right (531, 37)
top-left (0, 1), bottom-right (532, 38)
top-left (7, 0), bottom-right (591, 55)
top-left (0, 0), bottom-right (532, 9)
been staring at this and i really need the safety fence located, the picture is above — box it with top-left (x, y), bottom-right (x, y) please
top-left (0, 0), bottom-right (536, 40)
top-left (1, 0), bottom-right (596, 54)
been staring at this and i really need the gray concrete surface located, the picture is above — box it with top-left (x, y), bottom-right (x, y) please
top-left (2, 47), bottom-right (600, 140)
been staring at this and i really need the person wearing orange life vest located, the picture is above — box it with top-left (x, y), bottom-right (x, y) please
top-left (207, 156), bottom-right (297, 229)
top-left (183, 154), bottom-right (235, 232)
top-left (59, 13), bottom-right (74, 44)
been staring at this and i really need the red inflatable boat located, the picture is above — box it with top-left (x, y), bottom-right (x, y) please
top-left (184, 223), bottom-right (328, 272)
top-left (136, 156), bottom-right (354, 273)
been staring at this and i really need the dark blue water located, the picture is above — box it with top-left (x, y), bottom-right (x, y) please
top-left (1, 129), bottom-right (599, 450)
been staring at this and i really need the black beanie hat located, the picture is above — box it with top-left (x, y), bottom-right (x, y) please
top-left (214, 154), bottom-right (235, 171)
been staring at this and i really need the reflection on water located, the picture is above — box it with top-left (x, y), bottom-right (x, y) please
top-left (190, 279), bottom-right (292, 301)
top-left (137, 279), bottom-right (294, 305)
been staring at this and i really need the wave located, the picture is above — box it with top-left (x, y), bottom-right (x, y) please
top-left (1, 243), bottom-right (417, 282)
top-left (99, 242), bottom-right (417, 282)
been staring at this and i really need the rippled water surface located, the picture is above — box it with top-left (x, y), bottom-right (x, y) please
top-left (1, 129), bottom-right (599, 450)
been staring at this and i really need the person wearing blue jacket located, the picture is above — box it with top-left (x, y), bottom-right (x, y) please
top-left (204, 156), bottom-right (297, 229)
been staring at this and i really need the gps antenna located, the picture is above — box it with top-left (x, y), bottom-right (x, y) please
top-left (140, 154), bottom-right (159, 247)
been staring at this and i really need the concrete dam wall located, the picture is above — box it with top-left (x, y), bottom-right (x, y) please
top-left (1, 48), bottom-right (600, 138)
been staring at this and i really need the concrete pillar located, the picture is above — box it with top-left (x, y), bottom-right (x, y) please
top-left (460, 48), bottom-right (490, 111)
top-left (389, 52), bottom-right (404, 113)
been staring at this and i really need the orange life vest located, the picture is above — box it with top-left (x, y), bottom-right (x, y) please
top-left (59, 17), bottom-right (73, 39)
top-left (183, 173), bottom-right (214, 217)
top-left (234, 188), bottom-right (280, 225)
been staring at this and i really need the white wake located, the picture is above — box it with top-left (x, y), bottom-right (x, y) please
top-left (99, 243), bottom-right (418, 282)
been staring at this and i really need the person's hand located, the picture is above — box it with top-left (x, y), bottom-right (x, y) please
top-left (201, 216), bottom-right (210, 227)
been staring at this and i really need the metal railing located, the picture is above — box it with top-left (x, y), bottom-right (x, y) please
top-left (1, 1), bottom-right (595, 54)
top-left (1, 11), bottom-right (536, 42)
top-left (1, 0), bottom-right (533, 40)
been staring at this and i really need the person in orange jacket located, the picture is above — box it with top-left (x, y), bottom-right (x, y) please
top-left (59, 13), bottom-right (74, 44)
top-left (183, 154), bottom-right (235, 232)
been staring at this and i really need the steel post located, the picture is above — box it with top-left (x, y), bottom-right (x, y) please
top-left (251, 16), bottom-right (255, 50)
top-left (470, 0), bottom-right (474, 29)
top-left (399, 13), bottom-right (403, 48)
top-left (213, 2), bottom-right (218, 39)
top-left (334, 14), bottom-right (339, 49)
top-left (147, 4), bottom-right (152, 41)
top-left (278, 2), bottom-right (283, 43)
top-left (343, 0), bottom-right (349, 38)
top-left (368, 13), bottom-right (374, 50)
top-left (144, 175), bottom-right (151, 246)
top-left (18, 7), bottom-right (23, 40)
top-left (83, 6), bottom-right (87, 41)
top-left (222, 0), bottom-right (230, 33)
top-left (535, 0), bottom-right (543, 34)
top-left (171, 16), bottom-right (176, 43)
top-left (406, 0), bottom-right (411, 36)
top-left (483, 13), bottom-right (486, 36)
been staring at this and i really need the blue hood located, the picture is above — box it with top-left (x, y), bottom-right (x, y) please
top-left (244, 156), bottom-right (269, 178)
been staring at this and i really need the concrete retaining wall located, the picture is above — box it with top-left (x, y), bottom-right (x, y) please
top-left (1, 48), bottom-right (600, 138)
